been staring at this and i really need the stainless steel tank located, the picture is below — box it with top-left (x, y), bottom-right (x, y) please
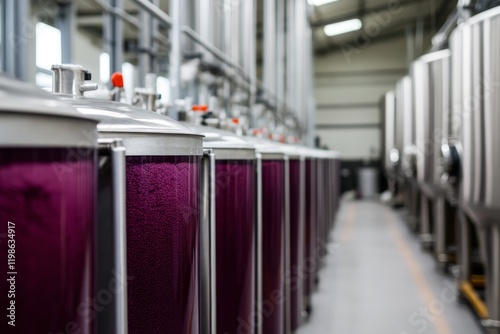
top-left (413, 50), bottom-right (451, 191)
top-left (303, 153), bottom-right (316, 315)
top-left (245, 137), bottom-right (289, 334)
top-left (279, 145), bottom-right (306, 332)
top-left (188, 125), bottom-right (258, 334)
top-left (384, 91), bottom-right (397, 174)
top-left (0, 76), bottom-right (99, 333)
top-left (412, 50), bottom-right (451, 244)
top-left (478, 8), bottom-right (500, 209)
top-left (396, 75), bottom-right (416, 178)
top-left (52, 64), bottom-right (204, 334)
top-left (454, 8), bottom-right (500, 331)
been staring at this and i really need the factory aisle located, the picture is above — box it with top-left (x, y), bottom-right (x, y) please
top-left (298, 200), bottom-right (483, 334)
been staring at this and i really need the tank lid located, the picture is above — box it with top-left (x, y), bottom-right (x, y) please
top-left (187, 124), bottom-right (255, 150)
top-left (413, 49), bottom-right (451, 65)
top-left (467, 5), bottom-right (500, 26)
top-left (0, 74), bottom-right (96, 122)
top-left (302, 147), bottom-right (340, 159)
top-left (243, 136), bottom-right (292, 160)
top-left (51, 64), bottom-right (200, 137)
top-left (60, 96), bottom-right (202, 137)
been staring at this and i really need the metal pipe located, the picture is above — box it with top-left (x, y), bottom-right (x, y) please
top-left (151, 0), bottom-right (161, 73)
top-left (2, 0), bottom-right (16, 78)
top-left (103, 0), bottom-right (124, 74)
top-left (169, 0), bottom-right (181, 119)
top-left (263, 0), bottom-right (277, 98)
top-left (109, 139), bottom-right (128, 334)
top-left (230, 1), bottom-right (242, 71)
top-left (94, 0), bottom-right (142, 29)
top-left (113, 0), bottom-right (124, 73)
top-left (133, 0), bottom-right (172, 27)
top-left (138, 3), bottom-right (152, 86)
top-left (276, 0), bottom-right (286, 114)
top-left (182, 26), bottom-right (247, 80)
top-left (201, 149), bottom-right (217, 334)
top-left (284, 156), bottom-right (291, 334)
top-left (198, 0), bottom-right (213, 63)
top-left (296, 0), bottom-right (312, 142)
top-left (14, 0), bottom-right (29, 81)
top-left (255, 153), bottom-right (263, 334)
top-left (286, 0), bottom-right (296, 110)
top-left (57, 2), bottom-right (75, 63)
top-left (429, 8), bottom-right (458, 52)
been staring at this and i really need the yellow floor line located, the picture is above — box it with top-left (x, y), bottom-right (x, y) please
top-left (459, 281), bottom-right (488, 319)
top-left (385, 208), bottom-right (453, 334)
top-left (340, 203), bottom-right (356, 244)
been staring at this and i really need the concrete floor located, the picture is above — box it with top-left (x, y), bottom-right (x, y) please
top-left (298, 200), bottom-right (483, 334)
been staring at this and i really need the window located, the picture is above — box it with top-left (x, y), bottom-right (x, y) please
top-left (35, 22), bottom-right (61, 88)
top-left (99, 52), bottom-right (110, 84)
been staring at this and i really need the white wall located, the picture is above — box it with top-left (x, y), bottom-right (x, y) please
top-left (314, 33), bottom-right (430, 160)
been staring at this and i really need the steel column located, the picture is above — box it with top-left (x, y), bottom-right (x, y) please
top-left (169, 0), bottom-right (181, 119)
top-left (139, 2), bottom-right (152, 86)
top-left (2, 0), bottom-right (29, 80)
top-left (104, 0), bottom-right (123, 74)
top-left (56, 2), bottom-right (75, 63)
top-left (263, 0), bottom-right (277, 98)
top-left (276, 0), bottom-right (286, 112)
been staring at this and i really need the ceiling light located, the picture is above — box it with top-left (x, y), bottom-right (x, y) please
top-left (324, 18), bottom-right (362, 37)
top-left (308, 0), bottom-right (339, 6)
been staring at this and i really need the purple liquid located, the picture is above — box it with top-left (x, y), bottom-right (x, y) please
top-left (215, 160), bottom-right (255, 334)
top-left (305, 159), bottom-right (317, 299)
top-left (289, 160), bottom-right (303, 330)
top-left (261, 160), bottom-right (285, 334)
top-left (317, 160), bottom-right (326, 260)
top-left (0, 148), bottom-right (96, 334)
top-left (126, 156), bottom-right (200, 334)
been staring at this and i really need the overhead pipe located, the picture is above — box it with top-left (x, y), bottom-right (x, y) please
top-left (133, 0), bottom-right (172, 26)
top-left (428, 0), bottom-right (474, 53)
top-left (95, 0), bottom-right (142, 29)
top-left (131, 0), bottom-right (257, 90)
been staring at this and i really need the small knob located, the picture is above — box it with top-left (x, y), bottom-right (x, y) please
top-left (84, 71), bottom-right (92, 81)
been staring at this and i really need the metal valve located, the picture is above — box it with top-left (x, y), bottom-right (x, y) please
top-left (51, 64), bottom-right (98, 96)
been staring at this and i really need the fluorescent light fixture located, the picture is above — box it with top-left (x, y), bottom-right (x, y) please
top-left (324, 18), bottom-right (362, 37)
top-left (308, 0), bottom-right (339, 6)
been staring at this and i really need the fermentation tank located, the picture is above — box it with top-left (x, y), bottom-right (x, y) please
top-left (413, 50), bottom-right (451, 192)
top-left (189, 125), bottom-right (257, 334)
top-left (396, 76), bottom-right (415, 178)
top-left (0, 76), bottom-right (99, 333)
top-left (246, 137), bottom-right (289, 334)
top-left (52, 65), bottom-right (204, 334)
top-left (280, 145), bottom-right (305, 331)
top-left (447, 23), bottom-right (466, 194)
top-left (454, 8), bottom-right (500, 330)
top-left (476, 8), bottom-right (500, 210)
top-left (413, 50), bottom-right (451, 243)
top-left (384, 91), bottom-right (397, 174)
top-left (304, 152), bottom-right (317, 313)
